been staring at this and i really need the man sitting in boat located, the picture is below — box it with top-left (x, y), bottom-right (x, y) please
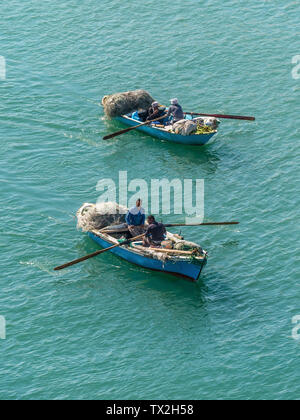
top-left (125, 199), bottom-right (146, 238)
top-left (143, 215), bottom-right (167, 248)
top-left (167, 98), bottom-right (184, 124)
top-left (146, 102), bottom-right (166, 123)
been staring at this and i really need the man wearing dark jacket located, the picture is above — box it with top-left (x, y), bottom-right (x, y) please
top-left (167, 98), bottom-right (184, 124)
top-left (147, 102), bottom-right (165, 122)
top-left (143, 215), bottom-right (167, 247)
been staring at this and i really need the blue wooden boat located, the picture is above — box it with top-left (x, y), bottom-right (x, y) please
top-left (87, 229), bottom-right (207, 282)
top-left (115, 114), bottom-right (217, 146)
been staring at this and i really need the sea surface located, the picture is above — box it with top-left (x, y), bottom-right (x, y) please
top-left (0, 0), bottom-right (299, 400)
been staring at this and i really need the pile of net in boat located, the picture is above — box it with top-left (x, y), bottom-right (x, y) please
top-left (77, 202), bottom-right (128, 232)
top-left (173, 120), bottom-right (198, 136)
top-left (195, 117), bottom-right (220, 130)
top-left (165, 234), bottom-right (204, 253)
top-left (172, 117), bottom-right (219, 136)
top-left (102, 90), bottom-right (155, 118)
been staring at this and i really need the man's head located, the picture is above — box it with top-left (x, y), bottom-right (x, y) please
top-left (136, 199), bottom-right (142, 208)
top-left (147, 215), bottom-right (156, 224)
top-left (170, 98), bottom-right (179, 105)
top-left (152, 102), bottom-right (159, 109)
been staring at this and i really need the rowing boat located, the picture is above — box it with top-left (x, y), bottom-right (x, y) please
top-left (87, 228), bottom-right (208, 282)
top-left (114, 114), bottom-right (218, 146)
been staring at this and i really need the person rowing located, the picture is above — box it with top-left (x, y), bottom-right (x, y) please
top-left (167, 98), bottom-right (184, 124)
top-left (146, 102), bottom-right (166, 123)
top-left (125, 199), bottom-right (146, 238)
top-left (143, 215), bottom-right (167, 248)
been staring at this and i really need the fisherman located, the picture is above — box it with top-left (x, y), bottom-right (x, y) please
top-left (147, 102), bottom-right (165, 122)
top-left (143, 215), bottom-right (167, 247)
top-left (125, 199), bottom-right (146, 238)
top-left (167, 98), bottom-right (184, 124)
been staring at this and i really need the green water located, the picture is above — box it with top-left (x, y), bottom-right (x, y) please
top-left (1, 0), bottom-right (300, 400)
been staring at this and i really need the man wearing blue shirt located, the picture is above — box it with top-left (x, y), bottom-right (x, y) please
top-left (125, 199), bottom-right (146, 238)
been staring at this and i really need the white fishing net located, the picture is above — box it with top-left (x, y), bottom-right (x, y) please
top-left (77, 202), bottom-right (128, 232)
top-left (102, 90), bottom-right (155, 118)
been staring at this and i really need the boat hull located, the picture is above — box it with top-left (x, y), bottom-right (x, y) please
top-left (88, 232), bottom-right (207, 282)
top-left (115, 116), bottom-right (216, 145)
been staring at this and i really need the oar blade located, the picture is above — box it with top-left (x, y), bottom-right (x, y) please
top-left (103, 125), bottom-right (142, 140)
top-left (103, 132), bottom-right (123, 140)
top-left (53, 233), bottom-right (145, 272)
top-left (54, 249), bottom-right (105, 271)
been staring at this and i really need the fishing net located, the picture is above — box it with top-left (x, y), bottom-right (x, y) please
top-left (194, 117), bottom-right (220, 130)
top-left (173, 240), bottom-right (203, 253)
top-left (77, 202), bottom-right (128, 232)
top-left (173, 120), bottom-right (198, 136)
top-left (102, 90), bottom-right (155, 118)
top-left (172, 118), bottom-right (218, 136)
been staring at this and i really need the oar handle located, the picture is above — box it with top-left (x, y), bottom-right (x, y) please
top-left (185, 112), bottom-right (255, 121)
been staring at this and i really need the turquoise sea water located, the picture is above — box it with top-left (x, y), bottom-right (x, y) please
top-left (1, 0), bottom-right (299, 400)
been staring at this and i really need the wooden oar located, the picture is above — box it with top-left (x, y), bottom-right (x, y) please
top-left (184, 112), bottom-right (255, 121)
top-left (54, 233), bottom-right (145, 271)
top-left (103, 114), bottom-right (167, 140)
top-left (164, 222), bottom-right (239, 227)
